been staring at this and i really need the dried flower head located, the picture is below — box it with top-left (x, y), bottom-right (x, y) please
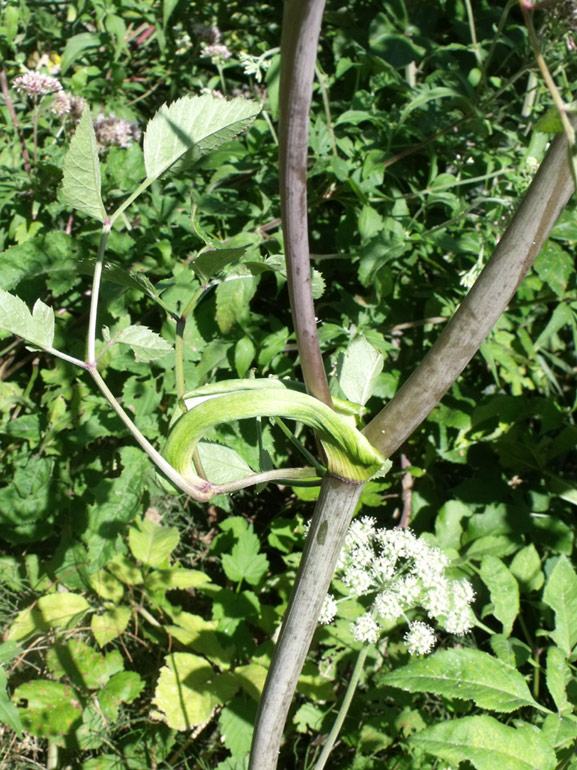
top-left (93, 114), bottom-right (140, 149)
top-left (13, 72), bottom-right (62, 97)
top-left (320, 517), bottom-right (476, 655)
top-left (50, 91), bottom-right (85, 121)
top-left (192, 23), bottom-right (221, 44)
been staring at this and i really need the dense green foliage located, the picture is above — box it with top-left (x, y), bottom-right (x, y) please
top-left (0, 0), bottom-right (576, 768)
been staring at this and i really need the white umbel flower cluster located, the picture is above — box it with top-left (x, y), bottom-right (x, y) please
top-left (321, 517), bottom-right (475, 655)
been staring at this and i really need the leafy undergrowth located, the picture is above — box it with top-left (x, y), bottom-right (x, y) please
top-left (1, 0), bottom-right (577, 768)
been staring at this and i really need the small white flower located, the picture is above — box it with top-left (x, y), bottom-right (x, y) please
top-left (351, 613), bottom-right (380, 644)
top-left (325, 516), bottom-right (476, 656)
top-left (404, 621), bottom-right (436, 655)
top-left (373, 589), bottom-right (405, 622)
top-left (343, 566), bottom-right (374, 597)
top-left (319, 594), bottom-right (338, 625)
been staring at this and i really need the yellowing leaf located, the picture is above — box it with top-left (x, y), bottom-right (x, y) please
top-left (6, 593), bottom-right (90, 641)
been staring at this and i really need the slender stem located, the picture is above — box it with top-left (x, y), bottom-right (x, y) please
top-left (249, 475), bottom-right (363, 770)
top-left (175, 284), bottom-right (207, 403)
top-left (464, 0), bottom-right (482, 68)
top-left (314, 645), bottom-right (370, 770)
top-left (108, 176), bottom-right (155, 226)
top-left (87, 364), bottom-right (214, 500)
top-left (315, 63), bottom-right (337, 156)
top-left (87, 226), bottom-right (111, 364)
top-left (521, 2), bottom-right (577, 180)
top-left (273, 416), bottom-right (326, 474)
top-left (46, 741), bottom-right (58, 770)
top-left (31, 99), bottom-right (39, 165)
top-left (45, 347), bottom-right (88, 370)
top-left (363, 112), bottom-right (577, 458)
top-left (279, 0), bottom-right (332, 407)
top-left (0, 69), bottom-right (32, 175)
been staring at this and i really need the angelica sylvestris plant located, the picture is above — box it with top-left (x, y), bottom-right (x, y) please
top-left (312, 518), bottom-right (476, 769)
top-left (321, 518), bottom-right (475, 650)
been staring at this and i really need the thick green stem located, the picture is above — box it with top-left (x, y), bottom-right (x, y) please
top-left (249, 475), bottom-right (363, 770)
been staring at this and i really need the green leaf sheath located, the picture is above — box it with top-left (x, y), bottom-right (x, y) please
top-left (163, 380), bottom-right (384, 487)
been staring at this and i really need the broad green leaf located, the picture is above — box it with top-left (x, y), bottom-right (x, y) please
top-left (543, 555), bottom-right (577, 656)
top-left (91, 605), bottom-right (132, 648)
top-left (191, 247), bottom-right (247, 284)
top-left (0, 641), bottom-right (21, 666)
top-left (197, 442), bottom-right (255, 484)
top-left (61, 108), bottom-right (106, 222)
top-left (60, 31), bottom-right (102, 74)
top-left (411, 715), bottom-right (556, 770)
top-left (46, 639), bottom-right (123, 689)
top-left (382, 648), bottom-right (539, 712)
top-left (338, 335), bottom-right (384, 406)
top-left (546, 645), bottom-right (571, 713)
top-left (102, 324), bottom-right (172, 362)
top-left (106, 554), bottom-right (143, 586)
top-left (85, 447), bottom-right (148, 571)
top-left (0, 668), bottom-right (23, 736)
top-left (541, 713), bottom-right (577, 751)
top-left (221, 527), bottom-right (269, 586)
top-left (219, 698), bottom-right (256, 756)
top-left (152, 653), bottom-right (216, 730)
top-left (234, 663), bottom-right (269, 702)
top-left (167, 611), bottom-right (235, 667)
top-left (163, 0), bottom-right (180, 27)
top-left (6, 592), bottom-right (90, 641)
top-left (0, 289), bottom-right (54, 349)
top-left (88, 569), bottom-right (125, 602)
top-left (480, 555), bottom-right (519, 636)
top-left (235, 336), bottom-right (256, 378)
top-left (535, 302), bottom-right (576, 350)
top-left (534, 242), bottom-right (574, 298)
top-left (144, 568), bottom-right (211, 592)
top-left (489, 634), bottom-right (531, 669)
top-left (143, 94), bottom-right (260, 182)
top-left (510, 545), bottom-right (544, 593)
top-left (13, 680), bottom-right (84, 744)
top-left (215, 265), bottom-right (258, 333)
top-left (128, 518), bottom-right (179, 567)
top-left (535, 105), bottom-right (565, 133)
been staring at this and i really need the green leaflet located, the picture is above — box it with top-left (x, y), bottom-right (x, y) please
top-left (163, 379), bottom-right (384, 495)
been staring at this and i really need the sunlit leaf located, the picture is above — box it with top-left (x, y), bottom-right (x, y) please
top-left (143, 94), bottom-right (260, 182)
top-left (61, 107), bottom-right (107, 222)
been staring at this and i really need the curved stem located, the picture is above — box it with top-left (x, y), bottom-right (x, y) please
top-left (279, 0), bottom-right (332, 407)
top-left (87, 365), bottom-right (215, 501)
top-left (363, 113), bottom-right (577, 458)
top-left (249, 475), bottom-right (363, 770)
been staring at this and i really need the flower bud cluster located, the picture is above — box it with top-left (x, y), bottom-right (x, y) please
top-left (320, 517), bottom-right (475, 655)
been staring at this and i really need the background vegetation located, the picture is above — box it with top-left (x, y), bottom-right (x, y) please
top-left (0, 0), bottom-right (576, 768)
